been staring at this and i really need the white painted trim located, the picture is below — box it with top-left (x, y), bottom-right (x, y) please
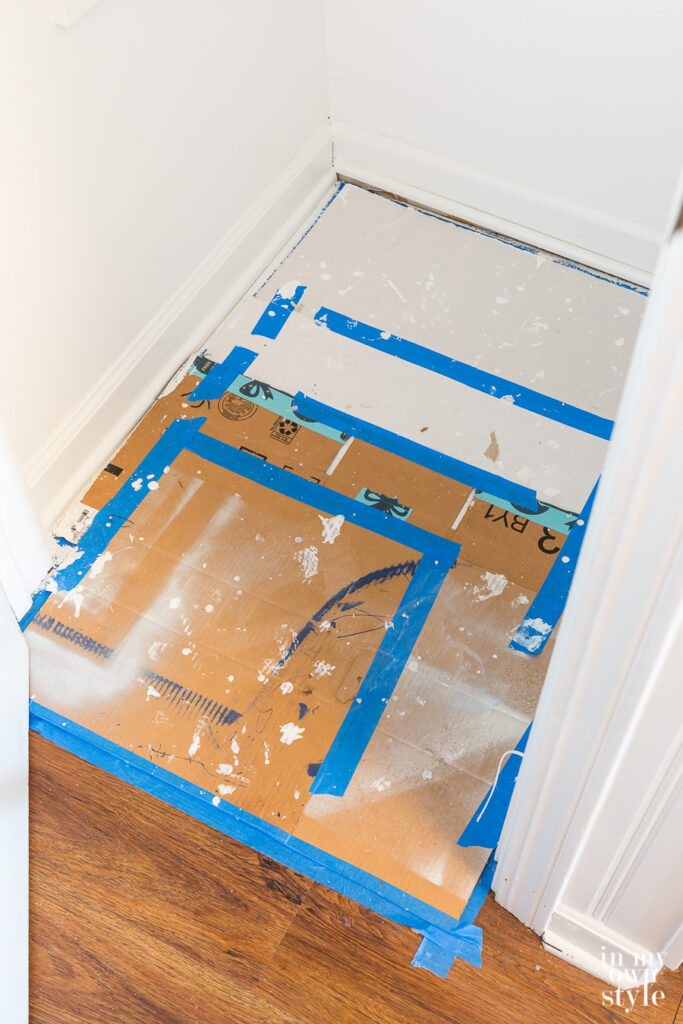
top-left (331, 119), bottom-right (658, 286)
top-left (492, 176), bottom-right (683, 982)
top-left (542, 906), bottom-right (665, 990)
top-left (25, 125), bottom-right (334, 529)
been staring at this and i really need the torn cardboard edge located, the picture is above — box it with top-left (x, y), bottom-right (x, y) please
top-left (29, 699), bottom-right (492, 976)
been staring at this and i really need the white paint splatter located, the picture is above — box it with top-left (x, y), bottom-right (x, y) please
top-left (147, 480), bottom-right (159, 491)
top-left (217, 763), bottom-right (233, 775)
top-left (204, 604), bottom-right (214, 613)
top-left (146, 685), bottom-right (161, 701)
top-left (211, 795), bottom-right (221, 807)
top-left (88, 550), bottom-right (113, 579)
top-left (264, 742), bottom-right (271, 765)
top-left (318, 514), bottom-right (344, 544)
top-left (218, 783), bottom-right (236, 796)
top-left (471, 571), bottom-right (508, 602)
top-left (312, 660), bottom-right (335, 678)
top-left (279, 722), bottom-right (305, 745)
top-left (57, 587), bottom-right (84, 618)
top-left (231, 738), bottom-right (240, 755)
top-left (188, 727), bottom-right (202, 757)
top-left (279, 681), bottom-right (294, 694)
top-left (169, 597), bottom-right (180, 609)
top-left (131, 478), bottom-right (143, 492)
top-left (514, 617), bottom-right (552, 652)
top-left (294, 545), bottom-right (318, 583)
top-left (278, 280), bottom-right (301, 300)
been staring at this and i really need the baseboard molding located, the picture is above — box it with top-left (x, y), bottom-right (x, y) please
top-left (26, 125), bottom-right (334, 528)
top-left (331, 120), bottom-right (659, 287)
top-left (542, 905), bottom-right (665, 989)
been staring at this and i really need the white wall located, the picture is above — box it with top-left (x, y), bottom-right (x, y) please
top-left (325, 0), bottom-right (683, 279)
top-left (1, 0), bottom-right (331, 526)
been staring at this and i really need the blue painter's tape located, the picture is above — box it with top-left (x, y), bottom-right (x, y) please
top-left (474, 490), bottom-right (578, 534)
top-left (29, 700), bottom-right (491, 971)
top-left (310, 554), bottom-right (452, 797)
top-left (510, 479), bottom-right (599, 654)
top-left (189, 346), bottom-right (258, 401)
top-left (315, 307), bottom-right (614, 440)
top-left (188, 430), bottom-right (459, 564)
top-left (20, 417), bottom-right (206, 631)
top-left (225, 373), bottom-right (348, 443)
top-left (252, 285), bottom-right (307, 339)
top-left (20, 417), bottom-right (457, 633)
top-left (458, 726), bottom-right (531, 849)
top-left (411, 853), bottom-right (496, 975)
top-left (293, 391), bottom-right (538, 509)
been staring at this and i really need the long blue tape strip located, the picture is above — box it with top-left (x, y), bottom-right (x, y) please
top-left (21, 417), bottom-right (458, 633)
top-left (457, 724), bottom-right (531, 849)
top-left (310, 555), bottom-right (452, 797)
top-left (188, 430), bottom-right (459, 564)
top-left (29, 700), bottom-right (490, 973)
top-left (510, 479), bottom-right (599, 654)
top-left (189, 345), bottom-right (258, 402)
top-left (191, 281), bottom-right (306, 401)
top-left (315, 306), bottom-right (614, 441)
top-left (293, 391), bottom-right (538, 509)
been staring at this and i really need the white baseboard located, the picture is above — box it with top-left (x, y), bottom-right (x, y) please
top-left (26, 126), bottom-right (334, 528)
top-left (331, 120), bottom-right (659, 287)
top-left (542, 905), bottom-right (665, 990)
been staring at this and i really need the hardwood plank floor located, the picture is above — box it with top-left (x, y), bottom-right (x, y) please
top-left (30, 733), bottom-right (683, 1024)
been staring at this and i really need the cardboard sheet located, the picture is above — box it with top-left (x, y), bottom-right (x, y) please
top-left (27, 181), bottom-right (637, 933)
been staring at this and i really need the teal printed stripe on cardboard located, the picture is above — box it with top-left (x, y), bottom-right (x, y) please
top-left (474, 490), bottom-right (578, 535)
top-left (227, 374), bottom-right (348, 444)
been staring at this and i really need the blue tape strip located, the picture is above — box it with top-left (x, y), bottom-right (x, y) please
top-left (310, 555), bottom-right (452, 796)
top-left (29, 699), bottom-right (490, 967)
top-left (189, 346), bottom-right (257, 401)
top-left (510, 480), bottom-right (599, 654)
top-left (457, 725), bottom-right (531, 849)
top-left (293, 391), bottom-right (538, 509)
top-left (20, 417), bottom-right (206, 631)
top-left (474, 490), bottom-right (578, 534)
top-left (315, 307), bottom-right (614, 440)
top-left (411, 853), bottom-right (496, 974)
top-left (225, 373), bottom-right (349, 443)
top-left (188, 430), bottom-right (459, 564)
top-left (252, 285), bottom-right (306, 339)
top-left (191, 282), bottom-right (306, 400)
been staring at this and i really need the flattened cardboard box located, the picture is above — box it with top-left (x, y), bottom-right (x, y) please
top-left (31, 365), bottom-right (556, 920)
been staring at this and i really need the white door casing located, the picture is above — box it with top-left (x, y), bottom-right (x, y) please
top-left (493, 184), bottom-right (683, 987)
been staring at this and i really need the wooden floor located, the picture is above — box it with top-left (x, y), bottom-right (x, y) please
top-left (30, 733), bottom-right (682, 1024)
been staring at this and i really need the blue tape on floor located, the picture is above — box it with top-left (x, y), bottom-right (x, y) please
top-left (224, 372), bottom-right (349, 443)
top-left (189, 430), bottom-right (459, 564)
top-left (20, 417), bottom-right (206, 631)
top-left (310, 554), bottom-right (452, 797)
top-left (315, 306), bottom-right (614, 440)
top-left (509, 479), bottom-right (599, 654)
top-left (21, 416), bottom-right (457, 634)
top-left (189, 346), bottom-right (258, 401)
top-left (473, 490), bottom-right (578, 534)
top-left (189, 282), bottom-right (305, 401)
top-left (252, 284), bottom-right (306, 339)
top-left (412, 853), bottom-right (496, 974)
top-left (29, 700), bottom-right (492, 975)
top-left (293, 391), bottom-right (538, 509)
top-left (457, 725), bottom-right (531, 849)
